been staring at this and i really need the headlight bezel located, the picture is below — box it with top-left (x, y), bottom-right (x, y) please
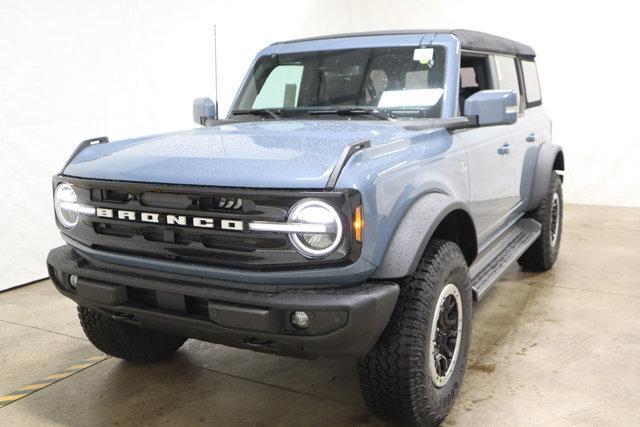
top-left (54, 183), bottom-right (80, 228)
top-left (287, 198), bottom-right (344, 258)
top-left (54, 183), bottom-right (95, 228)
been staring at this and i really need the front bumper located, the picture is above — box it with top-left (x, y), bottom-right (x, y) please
top-left (47, 245), bottom-right (399, 358)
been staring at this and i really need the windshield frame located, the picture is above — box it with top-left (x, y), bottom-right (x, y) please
top-left (230, 41), bottom-right (455, 121)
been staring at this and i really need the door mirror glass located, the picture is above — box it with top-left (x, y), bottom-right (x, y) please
top-left (193, 97), bottom-right (216, 126)
top-left (464, 90), bottom-right (518, 127)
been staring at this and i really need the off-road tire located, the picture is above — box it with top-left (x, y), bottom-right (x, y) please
top-left (358, 239), bottom-right (473, 426)
top-left (78, 305), bottom-right (186, 363)
top-left (518, 171), bottom-right (563, 271)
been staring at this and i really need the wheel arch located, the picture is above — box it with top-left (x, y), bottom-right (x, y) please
top-left (553, 150), bottom-right (565, 180)
top-left (431, 209), bottom-right (477, 266)
top-left (525, 143), bottom-right (564, 211)
top-left (371, 193), bottom-right (478, 279)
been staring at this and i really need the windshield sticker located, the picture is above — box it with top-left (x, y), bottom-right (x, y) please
top-left (378, 88), bottom-right (444, 108)
top-left (413, 48), bottom-right (434, 66)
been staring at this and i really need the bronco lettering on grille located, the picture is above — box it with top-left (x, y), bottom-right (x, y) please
top-left (95, 208), bottom-right (244, 231)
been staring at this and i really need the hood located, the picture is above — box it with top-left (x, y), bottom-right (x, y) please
top-left (63, 120), bottom-right (422, 188)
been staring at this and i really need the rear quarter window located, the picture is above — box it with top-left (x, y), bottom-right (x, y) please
top-left (521, 60), bottom-right (542, 107)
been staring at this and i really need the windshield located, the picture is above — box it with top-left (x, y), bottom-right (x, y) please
top-left (233, 46), bottom-right (446, 120)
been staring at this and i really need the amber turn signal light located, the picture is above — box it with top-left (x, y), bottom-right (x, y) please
top-left (354, 206), bottom-right (363, 242)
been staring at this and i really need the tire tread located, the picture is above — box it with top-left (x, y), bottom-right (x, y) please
top-left (78, 306), bottom-right (186, 363)
top-left (518, 171), bottom-right (563, 271)
top-left (358, 239), bottom-right (471, 426)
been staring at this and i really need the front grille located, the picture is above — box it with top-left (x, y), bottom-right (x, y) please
top-left (57, 176), bottom-right (361, 270)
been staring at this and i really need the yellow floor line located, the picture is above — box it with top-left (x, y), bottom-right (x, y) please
top-left (43, 372), bottom-right (74, 380)
top-left (86, 355), bottom-right (109, 361)
top-left (0, 394), bottom-right (28, 402)
top-left (18, 383), bottom-right (50, 391)
top-left (0, 354), bottom-right (110, 409)
top-left (64, 363), bottom-right (94, 370)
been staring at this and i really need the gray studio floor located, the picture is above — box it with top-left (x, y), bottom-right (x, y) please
top-left (1, 204), bottom-right (639, 426)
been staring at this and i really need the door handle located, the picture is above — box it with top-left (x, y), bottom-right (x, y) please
top-left (497, 143), bottom-right (511, 155)
top-left (526, 133), bottom-right (537, 143)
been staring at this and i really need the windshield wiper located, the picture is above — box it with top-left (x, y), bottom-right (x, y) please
top-left (231, 109), bottom-right (283, 120)
top-left (308, 108), bottom-right (390, 120)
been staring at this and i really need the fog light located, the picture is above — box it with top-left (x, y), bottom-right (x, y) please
top-left (291, 311), bottom-right (310, 330)
top-left (69, 275), bottom-right (79, 289)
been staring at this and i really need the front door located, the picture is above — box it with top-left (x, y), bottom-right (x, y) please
top-left (457, 53), bottom-right (518, 242)
top-left (457, 126), bottom-right (515, 241)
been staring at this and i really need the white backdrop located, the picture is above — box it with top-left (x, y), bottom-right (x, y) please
top-left (1, 0), bottom-right (639, 290)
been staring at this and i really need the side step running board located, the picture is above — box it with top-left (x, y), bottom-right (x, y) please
top-left (470, 218), bottom-right (541, 300)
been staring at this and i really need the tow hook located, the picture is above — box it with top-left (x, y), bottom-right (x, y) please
top-left (244, 337), bottom-right (277, 351)
top-left (111, 313), bottom-right (139, 325)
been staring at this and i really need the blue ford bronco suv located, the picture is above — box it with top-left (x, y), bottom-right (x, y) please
top-left (48, 30), bottom-right (564, 425)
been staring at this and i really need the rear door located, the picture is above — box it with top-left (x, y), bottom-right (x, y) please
top-left (510, 59), bottom-right (551, 212)
top-left (493, 54), bottom-right (527, 214)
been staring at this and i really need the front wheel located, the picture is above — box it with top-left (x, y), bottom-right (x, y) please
top-left (358, 239), bottom-right (473, 426)
top-left (78, 305), bottom-right (186, 363)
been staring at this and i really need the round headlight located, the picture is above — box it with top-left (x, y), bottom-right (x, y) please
top-left (288, 199), bottom-right (343, 258)
top-left (54, 183), bottom-right (80, 228)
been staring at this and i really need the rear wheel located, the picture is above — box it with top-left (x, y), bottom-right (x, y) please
top-left (78, 305), bottom-right (186, 363)
top-left (518, 171), bottom-right (563, 271)
top-left (358, 239), bottom-right (472, 426)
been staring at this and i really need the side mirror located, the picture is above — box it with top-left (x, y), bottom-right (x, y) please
top-left (464, 90), bottom-right (518, 127)
top-left (193, 97), bottom-right (217, 126)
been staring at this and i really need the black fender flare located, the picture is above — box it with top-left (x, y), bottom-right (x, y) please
top-left (525, 143), bottom-right (564, 211)
top-left (371, 192), bottom-right (475, 279)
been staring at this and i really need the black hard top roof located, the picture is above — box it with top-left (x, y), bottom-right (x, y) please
top-left (273, 29), bottom-right (536, 58)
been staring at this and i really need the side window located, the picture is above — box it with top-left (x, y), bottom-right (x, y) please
top-left (459, 54), bottom-right (492, 115)
top-left (252, 65), bottom-right (303, 109)
top-left (494, 55), bottom-right (523, 112)
top-left (521, 60), bottom-right (542, 107)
